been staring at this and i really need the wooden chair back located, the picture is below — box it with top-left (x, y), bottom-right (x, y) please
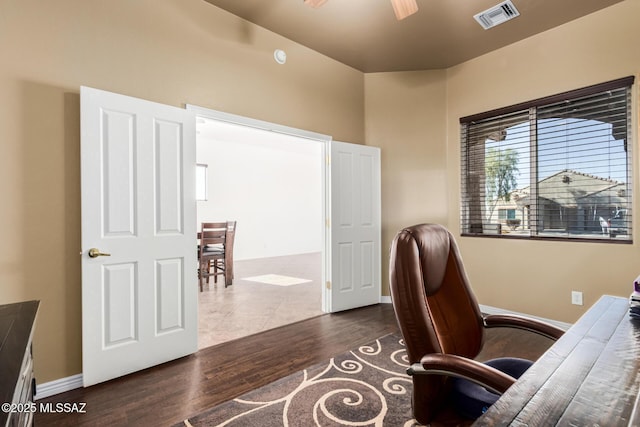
top-left (198, 221), bottom-right (237, 290)
top-left (200, 222), bottom-right (228, 249)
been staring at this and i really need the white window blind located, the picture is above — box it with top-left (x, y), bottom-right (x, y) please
top-left (460, 76), bottom-right (634, 242)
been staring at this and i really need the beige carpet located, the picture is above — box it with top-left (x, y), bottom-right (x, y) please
top-left (198, 253), bottom-right (323, 349)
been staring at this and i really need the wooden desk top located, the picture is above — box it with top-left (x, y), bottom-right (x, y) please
top-left (0, 301), bottom-right (39, 426)
top-left (474, 295), bottom-right (640, 426)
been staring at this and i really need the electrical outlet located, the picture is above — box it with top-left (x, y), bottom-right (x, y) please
top-left (571, 291), bottom-right (583, 306)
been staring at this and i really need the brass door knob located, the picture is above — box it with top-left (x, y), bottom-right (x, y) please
top-left (88, 248), bottom-right (111, 258)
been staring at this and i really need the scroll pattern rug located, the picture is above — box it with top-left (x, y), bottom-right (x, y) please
top-left (177, 333), bottom-right (422, 426)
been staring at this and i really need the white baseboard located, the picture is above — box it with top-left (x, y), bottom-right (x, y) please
top-left (479, 304), bottom-right (571, 330)
top-left (381, 297), bottom-right (569, 330)
top-left (35, 374), bottom-right (83, 400)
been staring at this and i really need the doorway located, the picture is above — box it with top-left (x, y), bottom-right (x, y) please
top-left (195, 118), bottom-right (325, 348)
top-left (81, 88), bottom-right (381, 386)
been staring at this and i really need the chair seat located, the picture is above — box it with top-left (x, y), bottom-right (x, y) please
top-left (451, 357), bottom-right (532, 419)
top-left (203, 247), bottom-right (224, 255)
top-left (198, 221), bottom-right (236, 290)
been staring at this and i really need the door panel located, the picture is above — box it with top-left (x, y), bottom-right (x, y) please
top-left (328, 141), bottom-right (381, 312)
top-left (81, 86), bottom-right (197, 386)
top-left (103, 262), bottom-right (137, 347)
top-left (155, 258), bottom-right (185, 333)
top-left (155, 120), bottom-right (185, 233)
top-left (102, 109), bottom-right (137, 236)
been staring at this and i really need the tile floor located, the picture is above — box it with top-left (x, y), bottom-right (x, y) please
top-left (197, 252), bottom-right (324, 349)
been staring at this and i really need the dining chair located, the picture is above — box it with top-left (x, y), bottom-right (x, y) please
top-left (389, 223), bottom-right (564, 423)
top-left (198, 221), bottom-right (237, 290)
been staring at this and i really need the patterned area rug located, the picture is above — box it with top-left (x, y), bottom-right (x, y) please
top-left (176, 334), bottom-right (422, 426)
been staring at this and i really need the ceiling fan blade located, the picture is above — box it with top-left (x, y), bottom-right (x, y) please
top-left (304, 0), bottom-right (328, 8)
top-left (391, 0), bottom-right (418, 20)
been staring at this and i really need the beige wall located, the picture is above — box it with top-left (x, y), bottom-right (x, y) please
top-left (366, 0), bottom-right (639, 324)
top-left (0, 0), bottom-right (364, 383)
top-left (364, 70), bottom-right (448, 297)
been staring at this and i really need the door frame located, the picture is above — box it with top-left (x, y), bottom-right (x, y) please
top-left (187, 104), bottom-right (382, 314)
top-left (186, 104), bottom-right (382, 313)
top-left (186, 105), bottom-right (338, 311)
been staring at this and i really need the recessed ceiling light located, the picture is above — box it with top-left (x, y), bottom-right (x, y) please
top-left (274, 49), bottom-right (287, 64)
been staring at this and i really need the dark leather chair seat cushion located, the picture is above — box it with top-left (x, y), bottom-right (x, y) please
top-left (451, 357), bottom-right (532, 419)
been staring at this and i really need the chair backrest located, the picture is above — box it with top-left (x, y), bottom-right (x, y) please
top-left (223, 221), bottom-right (237, 259)
top-left (199, 221), bottom-right (237, 252)
top-left (200, 222), bottom-right (228, 252)
top-left (389, 223), bottom-right (485, 422)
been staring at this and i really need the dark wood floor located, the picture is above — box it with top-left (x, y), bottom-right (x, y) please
top-left (36, 304), bottom-right (554, 426)
top-left (36, 304), bottom-right (399, 426)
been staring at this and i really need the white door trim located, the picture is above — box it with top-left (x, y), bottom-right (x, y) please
top-left (186, 105), bottom-right (332, 143)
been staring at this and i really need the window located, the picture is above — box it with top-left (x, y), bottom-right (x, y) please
top-left (196, 163), bottom-right (208, 201)
top-left (498, 209), bottom-right (516, 220)
top-left (460, 77), bottom-right (634, 242)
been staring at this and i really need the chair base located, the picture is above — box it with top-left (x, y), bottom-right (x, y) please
top-left (199, 259), bottom-right (233, 291)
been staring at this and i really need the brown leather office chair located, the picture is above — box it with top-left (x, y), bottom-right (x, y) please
top-left (389, 224), bottom-right (564, 424)
top-left (198, 221), bottom-right (237, 290)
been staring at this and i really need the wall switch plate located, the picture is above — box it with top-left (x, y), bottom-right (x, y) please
top-left (571, 291), bottom-right (584, 306)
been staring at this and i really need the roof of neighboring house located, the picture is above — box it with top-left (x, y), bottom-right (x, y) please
top-left (577, 182), bottom-right (628, 206)
top-left (512, 169), bottom-right (625, 208)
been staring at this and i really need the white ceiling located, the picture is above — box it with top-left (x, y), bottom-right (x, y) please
top-left (204, 0), bottom-right (623, 72)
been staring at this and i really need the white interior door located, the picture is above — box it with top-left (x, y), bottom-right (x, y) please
top-left (80, 87), bottom-right (197, 386)
top-left (325, 141), bottom-right (381, 312)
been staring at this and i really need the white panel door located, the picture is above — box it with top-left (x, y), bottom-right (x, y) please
top-left (327, 141), bottom-right (381, 312)
top-left (80, 86), bottom-right (197, 386)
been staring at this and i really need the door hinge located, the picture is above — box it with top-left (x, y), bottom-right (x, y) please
top-left (326, 155), bottom-right (330, 165)
top-left (326, 281), bottom-right (331, 290)
top-left (326, 218), bottom-right (330, 228)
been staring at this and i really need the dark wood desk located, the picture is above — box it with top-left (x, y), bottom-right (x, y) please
top-left (474, 295), bottom-right (640, 426)
top-left (0, 300), bottom-right (39, 427)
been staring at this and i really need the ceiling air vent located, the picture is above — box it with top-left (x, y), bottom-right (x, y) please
top-left (474, 0), bottom-right (520, 30)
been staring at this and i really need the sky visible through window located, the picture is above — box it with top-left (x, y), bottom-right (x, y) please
top-left (486, 118), bottom-right (626, 191)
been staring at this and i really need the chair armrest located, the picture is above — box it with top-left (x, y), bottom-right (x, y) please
top-left (484, 314), bottom-right (565, 340)
top-left (408, 353), bottom-right (515, 395)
